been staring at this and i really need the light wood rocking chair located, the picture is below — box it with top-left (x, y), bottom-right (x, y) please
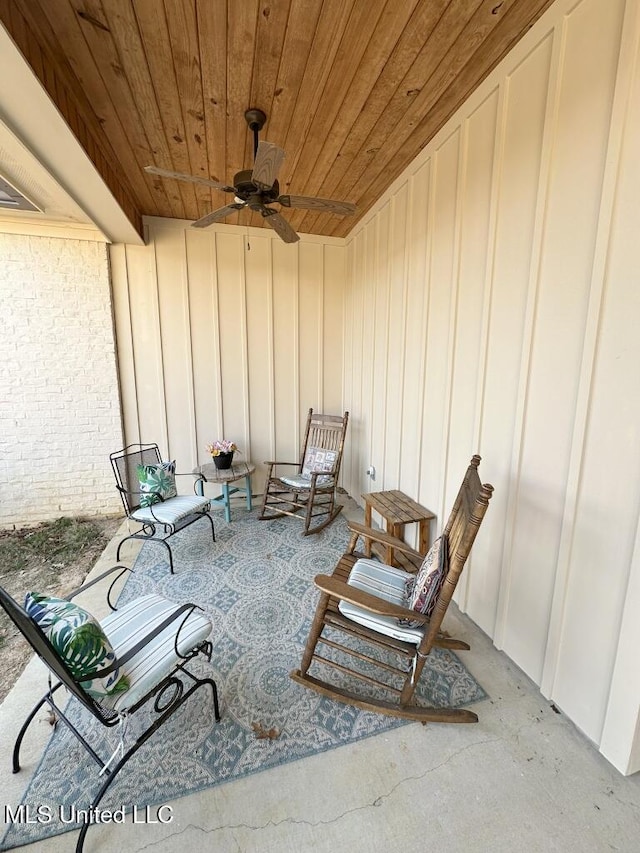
top-left (259, 408), bottom-right (349, 535)
top-left (291, 456), bottom-right (493, 723)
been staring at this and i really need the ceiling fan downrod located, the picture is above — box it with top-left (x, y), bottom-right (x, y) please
top-left (244, 108), bottom-right (267, 159)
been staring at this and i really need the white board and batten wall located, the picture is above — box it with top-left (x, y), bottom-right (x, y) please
top-left (110, 221), bottom-right (345, 496)
top-left (343, 0), bottom-right (640, 775)
top-left (110, 0), bottom-right (640, 774)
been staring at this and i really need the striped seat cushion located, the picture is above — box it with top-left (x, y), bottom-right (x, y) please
top-left (131, 495), bottom-right (210, 526)
top-left (338, 559), bottom-right (425, 645)
top-left (99, 594), bottom-right (212, 712)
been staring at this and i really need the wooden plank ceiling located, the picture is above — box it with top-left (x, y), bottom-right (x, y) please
top-left (1, 0), bottom-right (555, 241)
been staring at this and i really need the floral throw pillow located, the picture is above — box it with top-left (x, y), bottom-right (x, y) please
top-left (301, 447), bottom-right (337, 485)
top-left (136, 460), bottom-right (177, 507)
top-left (25, 593), bottom-right (129, 699)
top-left (408, 535), bottom-right (449, 617)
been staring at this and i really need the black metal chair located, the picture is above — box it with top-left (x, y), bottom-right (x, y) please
top-left (0, 566), bottom-right (220, 853)
top-left (110, 442), bottom-right (215, 573)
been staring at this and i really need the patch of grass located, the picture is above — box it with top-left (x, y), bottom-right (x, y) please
top-left (0, 517), bottom-right (108, 574)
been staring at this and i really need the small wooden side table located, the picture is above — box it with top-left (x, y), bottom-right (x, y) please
top-left (193, 461), bottom-right (256, 523)
top-left (361, 489), bottom-right (436, 569)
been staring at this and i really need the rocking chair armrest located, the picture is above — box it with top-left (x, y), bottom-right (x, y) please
top-left (346, 522), bottom-right (424, 561)
top-left (263, 461), bottom-right (298, 468)
top-left (66, 565), bottom-right (133, 612)
top-left (313, 574), bottom-right (429, 625)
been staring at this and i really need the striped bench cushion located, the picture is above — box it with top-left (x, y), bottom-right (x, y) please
top-left (99, 594), bottom-right (212, 711)
top-left (131, 495), bottom-right (211, 526)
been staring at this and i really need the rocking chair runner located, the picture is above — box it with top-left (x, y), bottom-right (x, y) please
top-left (111, 442), bottom-right (215, 573)
top-left (0, 566), bottom-right (220, 853)
top-left (260, 409), bottom-right (349, 535)
top-left (291, 455), bottom-right (493, 723)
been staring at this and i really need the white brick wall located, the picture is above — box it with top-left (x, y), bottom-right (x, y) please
top-left (0, 232), bottom-right (124, 527)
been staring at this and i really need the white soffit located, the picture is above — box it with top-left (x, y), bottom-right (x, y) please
top-left (0, 24), bottom-right (143, 245)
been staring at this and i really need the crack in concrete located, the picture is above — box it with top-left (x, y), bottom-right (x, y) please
top-left (135, 736), bottom-right (502, 850)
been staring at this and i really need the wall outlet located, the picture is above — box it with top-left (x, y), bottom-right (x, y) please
top-left (366, 466), bottom-right (376, 480)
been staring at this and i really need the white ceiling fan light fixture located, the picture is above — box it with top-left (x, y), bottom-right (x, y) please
top-left (144, 108), bottom-right (357, 244)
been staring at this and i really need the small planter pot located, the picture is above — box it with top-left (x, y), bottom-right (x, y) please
top-left (213, 452), bottom-right (234, 470)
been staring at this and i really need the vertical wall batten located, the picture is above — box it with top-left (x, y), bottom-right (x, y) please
top-left (212, 233), bottom-right (224, 442)
top-left (451, 89), bottom-right (500, 609)
top-left (181, 228), bottom-right (198, 464)
top-left (492, 22), bottom-right (563, 655)
top-left (318, 247), bottom-right (325, 411)
top-left (267, 239), bottom-right (276, 460)
top-left (150, 238), bottom-right (169, 453)
top-left (442, 112), bottom-right (467, 542)
top-left (373, 205), bottom-right (390, 496)
top-left (397, 184), bottom-right (411, 496)
top-left (417, 152), bottom-right (438, 513)
top-left (240, 231), bottom-right (251, 460)
top-left (110, 243), bottom-right (140, 445)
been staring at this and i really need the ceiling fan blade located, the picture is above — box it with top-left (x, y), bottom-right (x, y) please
top-left (145, 165), bottom-right (235, 193)
top-left (192, 202), bottom-right (246, 229)
top-left (251, 141), bottom-right (285, 190)
top-left (260, 207), bottom-right (299, 243)
top-left (278, 195), bottom-right (357, 216)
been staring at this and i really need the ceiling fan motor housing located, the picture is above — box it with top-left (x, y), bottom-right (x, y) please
top-left (233, 169), bottom-right (279, 205)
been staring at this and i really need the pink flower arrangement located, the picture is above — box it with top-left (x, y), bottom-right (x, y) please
top-left (206, 440), bottom-right (238, 457)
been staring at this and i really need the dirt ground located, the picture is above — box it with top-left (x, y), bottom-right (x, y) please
top-left (0, 516), bottom-right (122, 705)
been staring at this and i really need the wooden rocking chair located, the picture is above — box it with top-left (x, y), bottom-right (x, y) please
top-left (259, 409), bottom-right (349, 535)
top-left (291, 456), bottom-right (493, 723)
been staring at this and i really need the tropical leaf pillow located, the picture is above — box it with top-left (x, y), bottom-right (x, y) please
top-left (136, 460), bottom-right (177, 507)
top-left (25, 593), bottom-right (129, 699)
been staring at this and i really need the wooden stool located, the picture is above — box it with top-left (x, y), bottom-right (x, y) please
top-left (361, 489), bottom-right (435, 569)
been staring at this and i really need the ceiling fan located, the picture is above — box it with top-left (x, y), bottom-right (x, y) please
top-left (145, 109), bottom-right (357, 243)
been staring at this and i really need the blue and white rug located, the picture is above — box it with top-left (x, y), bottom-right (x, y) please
top-left (1, 509), bottom-right (486, 849)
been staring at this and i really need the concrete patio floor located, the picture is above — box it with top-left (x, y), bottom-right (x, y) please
top-left (2, 496), bottom-right (640, 852)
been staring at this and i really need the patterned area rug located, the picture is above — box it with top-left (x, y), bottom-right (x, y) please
top-left (2, 509), bottom-right (486, 849)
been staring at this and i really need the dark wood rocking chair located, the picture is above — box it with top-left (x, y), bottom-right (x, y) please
top-left (0, 565), bottom-right (220, 853)
top-left (259, 409), bottom-right (349, 535)
top-left (291, 455), bottom-right (493, 723)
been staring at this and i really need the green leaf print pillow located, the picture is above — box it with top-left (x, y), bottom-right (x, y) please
top-left (24, 593), bottom-right (129, 699)
top-left (136, 461), bottom-right (178, 507)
